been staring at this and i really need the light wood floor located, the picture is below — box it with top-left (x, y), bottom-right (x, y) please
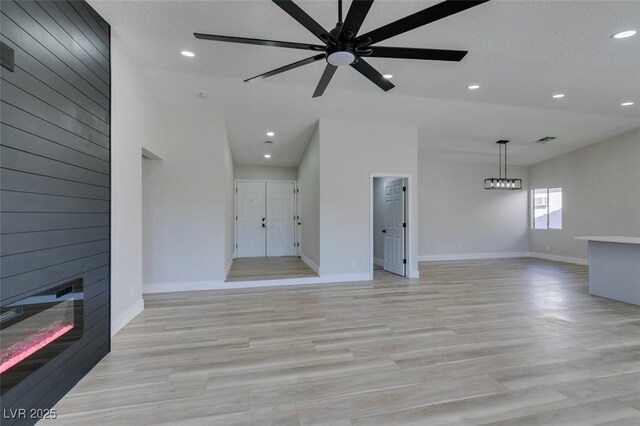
top-left (226, 256), bottom-right (318, 282)
top-left (46, 258), bottom-right (640, 425)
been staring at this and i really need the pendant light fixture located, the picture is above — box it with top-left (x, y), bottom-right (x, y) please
top-left (484, 140), bottom-right (523, 190)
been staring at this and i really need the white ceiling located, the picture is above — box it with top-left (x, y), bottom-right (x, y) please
top-left (90, 0), bottom-right (640, 167)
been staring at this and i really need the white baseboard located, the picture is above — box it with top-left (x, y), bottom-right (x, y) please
top-left (300, 253), bottom-right (320, 275)
top-left (528, 252), bottom-right (588, 265)
top-left (417, 251), bottom-right (588, 266)
top-left (111, 298), bottom-right (144, 336)
top-left (143, 272), bottom-right (373, 294)
top-left (373, 257), bottom-right (384, 267)
top-left (419, 252), bottom-right (530, 262)
top-left (408, 269), bottom-right (420, 278)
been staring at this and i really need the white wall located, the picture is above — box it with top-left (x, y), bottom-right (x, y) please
top-left (418, 160), bottom-right (530, 259)
top-left (319, 119), bottom-right (419, 278)
top-left (111, 37), bottom-right (168, 335)
top-left (529, 127), bottom-right (640, 261)
top-left (141, 157), bottom-right (157, 286)
top-left (234, 165), bottom-right (297, 181)
top-left (297, 124), bottom-right (320, 268)
top-left (224, 132), bottom-right (235, 275)
top-left (141, 108), bottom-right (231, 291)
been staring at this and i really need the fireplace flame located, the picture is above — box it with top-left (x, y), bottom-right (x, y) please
top-left (0, 323), bottom-right (74, 374)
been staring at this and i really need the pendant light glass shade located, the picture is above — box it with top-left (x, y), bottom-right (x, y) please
top-left (484, 178), bottom-right (523, 190)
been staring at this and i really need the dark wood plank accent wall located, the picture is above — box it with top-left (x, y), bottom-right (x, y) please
top-left (0, 1), bottom-right (110, 423)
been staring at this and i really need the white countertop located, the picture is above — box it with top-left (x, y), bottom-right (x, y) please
top-left (575, 236), bottom-right (640, 245)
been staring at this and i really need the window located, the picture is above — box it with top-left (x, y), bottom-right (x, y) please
top-left (532, 187), bottom-right (562, 229)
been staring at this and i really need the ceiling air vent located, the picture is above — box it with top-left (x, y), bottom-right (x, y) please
top-left (536, 136), bottom-right (557, 144)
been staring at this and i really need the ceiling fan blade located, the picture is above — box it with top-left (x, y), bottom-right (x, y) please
top-left (244, 54), bottom-right (326, 83)
top-left (313, 64), bottom-right (338, 98)
top-left (338, 0), bottom-right (374, 41)
top-left (368, 46), bottom-right (467, 61)
top-left (272, 0), bottom-right (335, 44)
top-left (194, 33), bottom-right (325, 51)
top-left (350, 57), bottom-right (395, 92)
top-left (356, 0), bottom-right (490, 45)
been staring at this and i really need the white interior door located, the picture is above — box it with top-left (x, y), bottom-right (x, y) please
top-left (383, 178), bottom-right (406, 276)
top-left (266, 182), bottom-right (296, 257)
top-left (236, 182), bottom-right (266, 257)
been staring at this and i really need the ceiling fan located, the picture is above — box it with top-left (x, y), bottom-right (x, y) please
top-left (194, 0), bottom-right (489, 98)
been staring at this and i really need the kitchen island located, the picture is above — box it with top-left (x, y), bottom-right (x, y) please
top-left (575, 236), bottom-right (640, 305)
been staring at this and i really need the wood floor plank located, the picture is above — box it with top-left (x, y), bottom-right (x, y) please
top-left (350, 386), bottom-right (576, 426)
top-left (226, 256), bottom-right (318, 282)
top-left (485, 398), bottom-right (640, 426)
top-left (295, 375), bottom-right (508, 425)
top-left (48, 258), bottom-right (640, 425)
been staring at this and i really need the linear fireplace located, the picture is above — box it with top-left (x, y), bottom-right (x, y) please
top-left (1, 280), bottom-right (84, 396)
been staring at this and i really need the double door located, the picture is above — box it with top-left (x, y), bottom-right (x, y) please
top-left (236, 181), bottom-right (296, 258)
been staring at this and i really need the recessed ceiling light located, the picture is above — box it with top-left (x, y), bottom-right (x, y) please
top-left (264, 154), bottom-right (271, 159)
top-left (181, 50), bottom-right (195, 57)
top-left (621, 102), bottom-right (635, 106)
top-left (468, 84), bottom-right (480, 90)
top-left (266, 131), bottom-right (275, 137)
top-left (383, 74), bottom-right (393, 79)
top-left (552, 93), bottom-right (565, 99)
top-left (612, 30), bottom-right (638, 39)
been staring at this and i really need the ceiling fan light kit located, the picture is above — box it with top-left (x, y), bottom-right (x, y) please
top-left (327, 50), bottom-right (356, 66)
top-left (195, 0), bottom-right (490, 97)
top-left (484, 140), bottom-right (523, 190)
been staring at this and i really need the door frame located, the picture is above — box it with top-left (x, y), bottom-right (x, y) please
top-left (234, 179), bottom-right (298, 259)
top-left (369, 173), bottom-right (415, 279)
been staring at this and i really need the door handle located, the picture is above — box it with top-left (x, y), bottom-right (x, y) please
top-left (382, 229), bottom-right (387, 233)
